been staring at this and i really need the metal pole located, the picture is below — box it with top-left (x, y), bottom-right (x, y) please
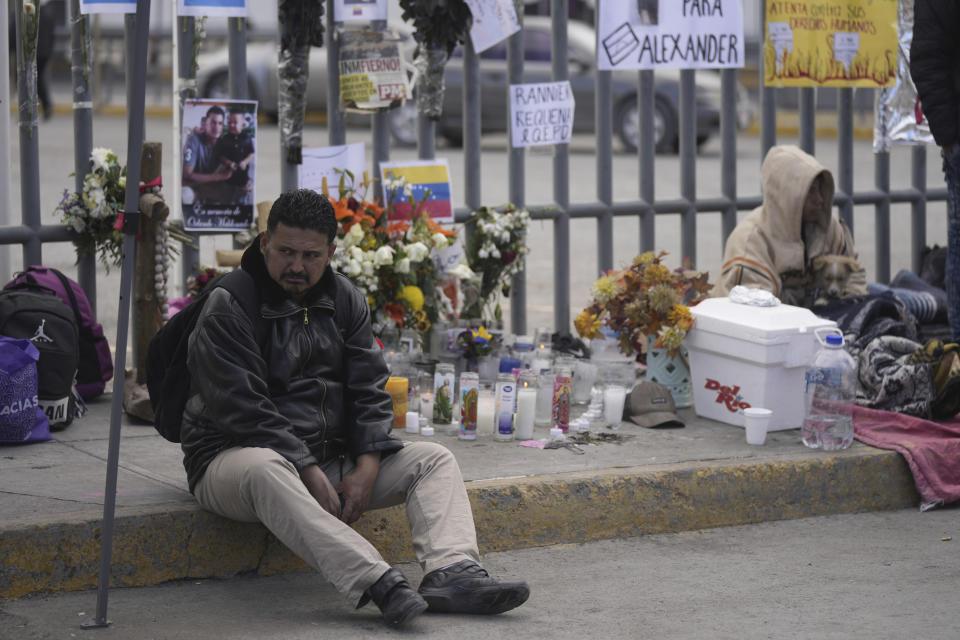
top-left (0, 4), bottom-right (11, 283)
top-left (551, 2), bottom-right (570, 333)
top-left (70, 0), bottom-right (97, 313)
top-left (16, 0), bottom-right (42, 267)
top-left (176, 15), bottom-right (199, 291)
top-left (679, 69), bottom-right (696, 265)
top-left (83, 0), bottom-right (151, 628)
top-left (595, 64), bottom-right (613, 274)
top-left (463, 39), bottom-right (480, 211)
top-left (719, 68), bottom-right (738, 246)
top-left (837, 88), bottom-right (854, 231)
top-left (874, 151), bottom-right (891, 284)
top-left (759, 0), bottom-right (776, 159)
top-left (228, 17), bottom-right (247, 99)
top-left (372, 111), bottom-right (390, 193)
top-left (798, 87), bottom-right (815, 154)
top-left (326, 0), bottom-right (345, 146)
top-left (639, 69), bottom-right (654, 252)
top-left (911, 146), bottom-right (927, 275)
top-left (507, 18), bottom-right (526, 335)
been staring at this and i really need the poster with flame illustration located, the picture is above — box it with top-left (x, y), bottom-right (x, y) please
top-left (764, 0), bottom-right (897, 87)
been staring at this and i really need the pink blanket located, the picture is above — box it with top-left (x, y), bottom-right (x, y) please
top-left (853, 405), bottom-right (960, 509)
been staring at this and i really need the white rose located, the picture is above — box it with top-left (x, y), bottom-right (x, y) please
top-left (90, 147), bottom-right (112, 172)
top-left (396, 258), bottom-right (411, 274)
top-left (349, 246), bottom-right (364, 261)
top-left (431, 232), bottom-right (448, 248)
top-left (405, 241), bottom-right (429, 262)
top-left (347, 259), bottom-right (363, 276)
top-left (347, 223), bottom-right (364, 243)
top-left (448, 263), bottom-right (475, 279)
top-left (374, 245), bottom-right (395, 266)
top-left (362, 261), bottom-right (375, 276)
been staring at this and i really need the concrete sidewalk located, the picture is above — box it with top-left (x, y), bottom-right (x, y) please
top-left (0, 392), bottom-right (920, 601)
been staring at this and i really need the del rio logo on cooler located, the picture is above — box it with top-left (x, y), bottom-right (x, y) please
top-left (704, 378), bottom-right (750, 413)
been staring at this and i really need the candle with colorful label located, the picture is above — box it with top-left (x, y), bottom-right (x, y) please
top-left (552, 366), bottom-right (572, 432)
top-left (459, 372), bottom-right (480, 440)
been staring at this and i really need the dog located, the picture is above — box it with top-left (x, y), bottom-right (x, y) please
top-left (809, 255), bottom-right (862, 305)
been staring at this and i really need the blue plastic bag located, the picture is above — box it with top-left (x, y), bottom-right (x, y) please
top-left (0, 335), bottom-right (51, 443)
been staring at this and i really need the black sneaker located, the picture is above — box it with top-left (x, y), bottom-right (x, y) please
top-left (417, 560), bottom-right (530, 615)
top-left (362, 568), bottom-right (428, 626)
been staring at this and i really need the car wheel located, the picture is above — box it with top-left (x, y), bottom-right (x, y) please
top-left (616, 96), bottom-right (677, 154)
top-left (388, 99), bottom-right (418, 147)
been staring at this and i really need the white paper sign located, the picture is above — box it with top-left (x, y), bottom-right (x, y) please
top-left (299, 143), bottom-right (367, 197)
top-left (597, 0), bottom-right (744, 70)
top-left (509, 81), bottom-right (575, 148)
top-left (80, 0), bottom-right (136, 14)
top-left (178, 0), bottom-right (248, 18)
top-left (334, 0), bottom-right (387, 23)
top-left (465, 0), bottom-right (520, 53)
top-left (434, 235), bottom-right (466, 275)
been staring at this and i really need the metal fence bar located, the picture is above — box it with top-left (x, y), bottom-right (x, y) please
top-left (798, 86), bottom-right (815, 154)
top-left (551, 2), bottom-right (570, 333)
top-left (228, 17), bottom-right (247, 100)
top-left (911, 146), bottom-right (928, 275)
top-left (326, 1), bottom-right (345, 147)
top-left (639, 70), bottom-right (655, 252)
top-left (70, 0), bottom-right (97, 311)
top-left (679, 69), bottom-right (696, 265)
top-left (507, 20), bottom-right (526, 335)
top-left (176, 16), bottom-right (199, 291)
top-left (595, 65), bottom-right (613, 275)
top-left (837, 88), bottom-right (854, 231)
top-left (720, 69), bottom-right (738, 246)
top-left (463, 39), bottom-right (481, 211)
top-left (16, 3), bottom-right (42, 267)
top-left (874, 150), bottom-right (891, 283)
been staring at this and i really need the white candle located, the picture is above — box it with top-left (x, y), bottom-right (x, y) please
top-left (405, 411), bottom-right (420, 434)
top-left (476, 389), bottom-right (496, 436)
top-left (531, 357), bottom-right (551, 374)
top-left (419, 392), bottom-right (434, 424)
top-left (603, 385), bottom-right (627, 428)
top-left (515, 388), bottom-right (537, 440)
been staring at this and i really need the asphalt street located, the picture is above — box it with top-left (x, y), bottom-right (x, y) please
top-left (2, 509), bottom-right (957, 639)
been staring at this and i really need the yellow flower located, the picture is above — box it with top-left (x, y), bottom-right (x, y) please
top-left (591, 275), bottom-right (618, 303)
top-left (632, 251), bottom-right (656, 267)
top-left (397, 285), bottom-right (424, 311)
top-left (667, 304), bottom-right (692, 326)
top-left (473, 326), bottom-right (493, 342)
top-left (574, 309), bottom-right (603, 339)
top-left (658, 325), bottom-right (686, 352)
top-left (642, 263), bottom-right (672, 285)
top-left (648, 284), bottom-right (678, 314)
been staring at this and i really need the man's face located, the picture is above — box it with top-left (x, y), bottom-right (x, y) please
top-left (260, 223), bottom-right (335, 301)
top-left (202, 112), bottom-right (224, 143)
top-left (803, 175), bottom-right (826, 223)
top-left (227, 113), bottom-right (244, 135)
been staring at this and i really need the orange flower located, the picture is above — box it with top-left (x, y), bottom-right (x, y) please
top-left (384, 302), bottom-right (406, 326)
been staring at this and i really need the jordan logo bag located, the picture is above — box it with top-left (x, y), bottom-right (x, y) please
top-left (6, 267), bottom-right (113, 399)
top-left (0, 285), bottom-right (82, 430)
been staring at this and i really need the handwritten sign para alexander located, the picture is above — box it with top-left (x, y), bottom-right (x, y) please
top-left (510, 81), bottom-right (575, 148)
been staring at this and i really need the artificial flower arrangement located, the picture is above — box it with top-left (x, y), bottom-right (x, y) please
top-left (54, 147), bottom-right (192, 269)
top-left (324, 170), bottom-right (460, 336)
top-left (575, 251), bottom-right (712, 358)
top-left (461, 203), bottom-right (530, 324)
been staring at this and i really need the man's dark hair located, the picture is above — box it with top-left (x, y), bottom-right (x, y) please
top-left (267, 189), bottom-right (338, 243)
top-left (205, 105), bottom-right (226, 120)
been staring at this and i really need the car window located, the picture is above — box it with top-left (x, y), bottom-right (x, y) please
top-left (524, 29), bottom-right (552, 61)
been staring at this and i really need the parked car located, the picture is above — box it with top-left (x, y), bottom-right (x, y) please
top-left (196, 17), bottom-right (754, 154)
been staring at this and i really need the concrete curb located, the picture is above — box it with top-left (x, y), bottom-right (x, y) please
top-left (0, 447), bottom-right (917, 600)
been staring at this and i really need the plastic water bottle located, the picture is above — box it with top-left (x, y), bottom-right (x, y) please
top-left (802, 332), bottom-right (857, 450)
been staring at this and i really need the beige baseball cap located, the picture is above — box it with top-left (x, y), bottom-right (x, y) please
top-left (625, 381), bottom-right (685, 428)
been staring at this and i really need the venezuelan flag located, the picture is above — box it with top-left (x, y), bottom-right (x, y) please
top-left (383, 163), bottom-right (453, 222)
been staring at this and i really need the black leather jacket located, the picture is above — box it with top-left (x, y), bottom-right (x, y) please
top-left (181, 240), bottom-right (403, 493)
top-left (912, 0), bottom-right (960, 148)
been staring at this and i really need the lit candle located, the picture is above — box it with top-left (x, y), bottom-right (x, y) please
top-left (385, 377), bottom-right (408, 429)
top-left (515, 387), bottom-right (537, 440)
top-left (419, 391), bottom-right (434, 424)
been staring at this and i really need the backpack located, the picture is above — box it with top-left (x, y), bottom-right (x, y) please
top-left (146, 270), bottom-right (262, 442)
top-left (6, 267), bottom-right (113, 400)
top-left (0, 286), bottom-right (82, 430)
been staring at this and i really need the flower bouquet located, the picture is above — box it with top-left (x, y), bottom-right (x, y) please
top-left (54, 147), bottom-right (193, 270)
top-left (575, 251), bottom-right (712, 359)
top-left (325, 170), bottom-right (460, 336)
top-left (462, 204), bottom-right (530, 324)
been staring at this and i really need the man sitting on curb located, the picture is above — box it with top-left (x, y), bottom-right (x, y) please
top-left (181, 189), bottom-right (530, 626)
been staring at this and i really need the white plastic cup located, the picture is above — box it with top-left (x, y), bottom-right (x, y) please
top-left (603, 384), bottom-right (627, 428)
top-left (743, 407), bottom-right (772, 445)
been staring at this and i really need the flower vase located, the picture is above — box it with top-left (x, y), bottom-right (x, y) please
top-left (645, 345), bottom-right (693, 408)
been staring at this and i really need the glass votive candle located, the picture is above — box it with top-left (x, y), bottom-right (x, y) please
top-left (603, 384), bottom-right (627, 428)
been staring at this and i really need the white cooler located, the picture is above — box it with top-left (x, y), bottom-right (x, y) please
top-left (685, 298), bottom-right (837, 430)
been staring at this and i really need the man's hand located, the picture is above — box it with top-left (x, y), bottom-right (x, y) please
top-left (299, 464), bottom-right (341, 518)
top-left (337, 452), bottom-right (381, 524)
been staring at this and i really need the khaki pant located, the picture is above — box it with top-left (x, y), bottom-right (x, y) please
top-left (194, 441), bottom-right (480, 605)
